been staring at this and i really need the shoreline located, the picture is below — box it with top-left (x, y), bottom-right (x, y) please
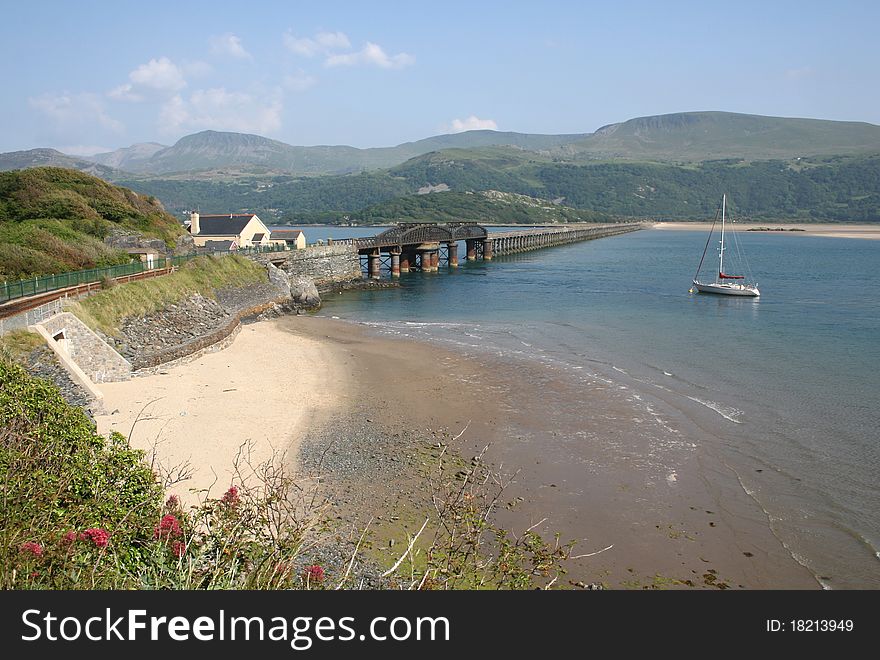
top-left (652, 222), bottom-right (880, 240)
top-left (94, 312), bottom-right (820, 588)
top-left (282, 315), bottom-right (820, 589)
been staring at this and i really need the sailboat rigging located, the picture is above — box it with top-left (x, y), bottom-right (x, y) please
top-left (691, 194), bottom-right (760, 297)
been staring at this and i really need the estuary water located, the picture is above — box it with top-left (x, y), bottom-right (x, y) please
top-left (286, 225), bottom-right (880, 588)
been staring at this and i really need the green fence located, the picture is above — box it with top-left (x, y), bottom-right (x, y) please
top-left (0, 243), bottom-right (289, 304)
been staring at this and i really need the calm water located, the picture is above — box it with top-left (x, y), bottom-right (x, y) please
top-left (295, 226), bottom-right (880, 588)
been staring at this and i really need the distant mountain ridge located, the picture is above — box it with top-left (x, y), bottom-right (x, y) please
top-left (2, 111), bottom-right (880, 178)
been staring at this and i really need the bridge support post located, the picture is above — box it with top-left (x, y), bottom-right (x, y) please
top-left (466, 239), bottom-right (477, 261)
top-left (368, 249), bottom-right (381, 279)
top-left (399, 250), bottom-right (410, 273)
top-left (482, 238), bottom-right (494, 260)
top-left (390, 251), bottom-right (401, 277)
top-left (431, 250), bottom-right (440, 271)
top-left (447, 242), bottom-right (459, 267)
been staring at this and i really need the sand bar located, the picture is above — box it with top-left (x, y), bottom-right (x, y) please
top-left (652, 222), bottom-right (880, 239)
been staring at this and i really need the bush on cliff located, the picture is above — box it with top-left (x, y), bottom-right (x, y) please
top-left (0, 167), bottom-right (185, 280)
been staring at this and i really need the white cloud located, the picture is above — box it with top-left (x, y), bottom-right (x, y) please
top-left (325, 42), bottom-right (414, 69)
top-left (283, 69), bottom-right (317, 92)
top-left (109, 57), bottom-right (186, 102)
top-left (785, 66), bottom-right (814, 81)
top-left (29, 92), bottom-right (124, 133)
top-left (448, 115), bottom-right (498, 133)
top-left (284, 30), bottom-right (350, 57)
top-left (159, 88), bottom-right (282, 135)
top-left (210, 34), bottom-right (252, 60)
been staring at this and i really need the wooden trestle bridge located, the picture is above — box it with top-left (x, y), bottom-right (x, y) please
top-left (335, 222), bottom-right (643, 278)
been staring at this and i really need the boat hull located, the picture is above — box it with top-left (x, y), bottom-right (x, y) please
top-left (693, 280), bottom-right (760, 297)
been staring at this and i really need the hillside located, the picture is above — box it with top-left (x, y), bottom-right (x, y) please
top-left (294, 190), bottom-right (616, 225)
top-left (0, 148), bottom-right (120, 179)
top-left (5, 112), bottom-right (880, 179)
top-left (89, 142), bottom-right (166, 170)
top-left (120, 149), bottom-right (880, 223)
top-left (0, 167), bottom-right (184, 280)
top-left (567, 112), bottom-right (880, 161)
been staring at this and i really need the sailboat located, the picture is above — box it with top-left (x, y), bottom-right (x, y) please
top-left (691, 194), bottom-right (760, 297)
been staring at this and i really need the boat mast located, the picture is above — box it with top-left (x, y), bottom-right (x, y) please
top-left (719, 194), bottom-right (726, 280)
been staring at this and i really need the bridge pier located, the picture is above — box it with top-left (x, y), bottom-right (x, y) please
top-left (466, 239), bottom-right (477, 261)
top-left (447, 242), bottom-right (459, 267)
top-left (368, 249), bottom-right (381, 279)
top-left (399, 249), bottom-right (411, 273)
top-left (390, 251), bottom-right (401, 277)
top-left (482, 238), bottom-right (494, 260)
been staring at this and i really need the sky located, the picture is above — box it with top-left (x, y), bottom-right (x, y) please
top-left (1, 0), bottom-right (878, 154)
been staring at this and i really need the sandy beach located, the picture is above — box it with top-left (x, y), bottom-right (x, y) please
top-left (95, 314), bottom-right (819, 588)
top-left (95, 321), bottom-right (348, 501)
top-left (652, 222), bottom-right (880, 240)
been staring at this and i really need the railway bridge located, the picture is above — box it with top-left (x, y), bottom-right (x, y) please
top-left (335, 222), bottom-right (643, 278)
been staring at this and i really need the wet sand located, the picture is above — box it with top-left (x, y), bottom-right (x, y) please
top-left (285, 315), bottom-right (819, 589)
top-left (652, 222), bottom-right (880, 240)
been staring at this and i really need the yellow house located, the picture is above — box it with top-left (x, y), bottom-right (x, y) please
top-left (269, 229), bottom-right (307, 250)
top-left (188, 212), bottom-right (285, 249)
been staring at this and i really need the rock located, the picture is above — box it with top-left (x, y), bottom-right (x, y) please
top-left (266, 262), bottom-right (291, 297)
top-left (289, 276), bottom-right (321, 308)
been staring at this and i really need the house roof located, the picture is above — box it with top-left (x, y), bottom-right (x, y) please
top-left (271, 229), bottom-right (304, 238)
top-left (203, 239), bottom-right (237, 251)
top-left (197, 214), bottom-right (256, 236)
top-left (252, 233), bottom-right (265, 242)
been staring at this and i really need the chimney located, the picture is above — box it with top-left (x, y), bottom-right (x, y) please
top-left (190, 211), bottom-right (200, 235)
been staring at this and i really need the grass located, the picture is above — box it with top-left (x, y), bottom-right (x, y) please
top-left (68, 254), bottom-right (266, 335)
top-left (0, 330), bottom-right (44, 365)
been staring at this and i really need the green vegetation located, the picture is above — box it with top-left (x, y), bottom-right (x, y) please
top-left (123, 150), bottom-right (880, 224)
top-left (351, 190), bottom-right (615, 225)
top-left (69, 254), bottom-right (265, 336)
top-left (0, 167), bottom-right (184, 280)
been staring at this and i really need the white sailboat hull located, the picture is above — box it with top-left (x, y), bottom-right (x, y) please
top-left (693, 280), bottom-right (760, 297)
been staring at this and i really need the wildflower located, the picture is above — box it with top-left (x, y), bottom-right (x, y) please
top-left (20, 541), bottom-right (43, 557)
top-left (80, 528), bottom-right (110, 548)
top-left (154, 514), bottom-right (182, 540)
top-left (165, 495), bottom-right (180, 510)
top-left (171, 540), bottom-right (186, 558)
top-left (61, 531), bottom-right (77, 545)
top-left (221, 486), bottom-right (240, 507)
top-left (303, 565), bottom-right (325, 584)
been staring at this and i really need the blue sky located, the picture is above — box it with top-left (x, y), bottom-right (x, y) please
top-left (2, 0), bottom-right (878, 154)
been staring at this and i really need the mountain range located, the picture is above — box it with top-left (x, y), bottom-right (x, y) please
top-left (3, 111), bottom-right (880, 178)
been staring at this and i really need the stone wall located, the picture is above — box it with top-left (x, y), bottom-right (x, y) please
top-left (36, 312), bottom-right (132, 383)
top-left (251, 245), bottom-right (362, 290)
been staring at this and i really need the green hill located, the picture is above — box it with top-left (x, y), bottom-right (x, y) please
top-left (0, 167), bottom-right (184, 280)
top-left (567, 112), bottom-right (880, 162)
top-left (304, 190), bottom-right (615, 225)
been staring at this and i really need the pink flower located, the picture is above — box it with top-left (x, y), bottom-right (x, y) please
top-left (20, 541), bottom-right (43, 557)
top-left (154, 514), bottom-right (182, 540)
top-left (303, 565), bottom-right (324, 583)
top-left (62, 531), bottom-right (77, 545)
top-left (79, 528), bottom-right (110, 548)
top-left (221, 486), bottom-right (240, 507)
top-left (171, 540), bottom-right (186, 558)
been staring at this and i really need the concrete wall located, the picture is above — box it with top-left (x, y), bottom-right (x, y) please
top-left (36, 312), bottom-right (132, 383)
top-left (252, 245), bottom-right (361, 289)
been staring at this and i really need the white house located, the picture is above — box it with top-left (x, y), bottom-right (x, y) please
top-left (188, 212), bottom-right (285, 250)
